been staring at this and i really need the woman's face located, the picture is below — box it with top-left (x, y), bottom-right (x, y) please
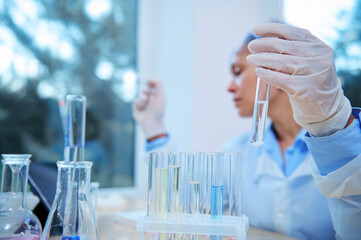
top-left (227, 45), bottom-right (258, 117)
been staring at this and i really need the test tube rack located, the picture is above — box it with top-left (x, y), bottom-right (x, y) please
top-left (137, 214), bottom-right (249, 239)
top-left (136, 152), bottom-right (249, 239)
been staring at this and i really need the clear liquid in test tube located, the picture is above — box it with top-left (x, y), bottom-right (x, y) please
top-left (186, 152), bottom-right (203, 219)
top-left (250, 77), bottom-right (270, 147)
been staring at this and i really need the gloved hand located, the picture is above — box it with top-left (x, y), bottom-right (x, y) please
top-left (132, 80), bottom-right (166, 139)
top-left (246, 23), bottom-right (352, 137)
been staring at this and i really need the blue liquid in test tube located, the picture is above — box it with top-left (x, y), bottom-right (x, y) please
top-left (211, 185), bottom-right (223, 218)
top-left (208, 152), bottom-right (224, 240)
top-left (62, 236), bottom-right (80, 240)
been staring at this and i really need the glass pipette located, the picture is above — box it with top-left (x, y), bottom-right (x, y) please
top-left (250, 77), bottom-right (270, 147)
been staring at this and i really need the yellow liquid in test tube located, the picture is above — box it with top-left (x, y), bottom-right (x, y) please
top-left (155, 167), bottom-right (168, 240)
top-left (154, 167), bottom-right (168, 218)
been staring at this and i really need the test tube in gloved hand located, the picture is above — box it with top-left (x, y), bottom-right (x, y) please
top-left (250, 77), bottom-right (270, 147)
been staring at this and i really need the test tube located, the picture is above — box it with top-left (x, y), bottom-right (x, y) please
top-left (167, 152), bottom-right (184, 219)
top-left (167, 153), bottom-right (185, 240)
top-left (200, 154), bottom-right (212, 215)
top-left (147, 152), bottom-right (156, 216)
top-left (209, 152), bottom-right (224, 220)
top-left (149, 152), bottom-right (168, 240)
top-left (250, 77), bottom-right (270, 147)
top-left (209, 153), bottom-right (224, 240)
top-left (228, 153), bottom-right (243, 240)
top-left (186, 152), bottom-right (203, 218)
top-left (64, 95), bottom-right (86, 161)
top-left (153, 152), bottom-right (168, 219)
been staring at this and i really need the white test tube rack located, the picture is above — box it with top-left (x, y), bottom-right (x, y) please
top-left (136, 152), bottom-right (249, 239)
top-left (137, 214), bottom-right (249, 239)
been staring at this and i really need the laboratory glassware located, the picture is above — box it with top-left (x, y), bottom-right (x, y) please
top-left (0, 154), bottom-right (42, 239)
top-left (186, 152), bottom-right (204, 219)
top-left (209, 153), bottom-right (224, 220)
top-left (139, 151), bottom-right (249, 240)
top-left (199, 153), bottom-right (212, 216)
top-left (151, 152), bottom-right (168, 219)
top-left (229, 153), bottom-right (243, 240)
top-left (41, 161), bottom-right (98, 240)
top-left (167, 152), bottom-right (185, 220)
top-left (147, 152), bottom-right (169, 240)
top-left (64, 95), bottom-right (86, 161)
top-left (209, 153), bottom-right (224, 240)
top-left (250, 77), bottom-right (270, 147)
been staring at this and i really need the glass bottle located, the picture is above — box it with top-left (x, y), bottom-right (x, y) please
top-left (41, 161), bottom-right (98, 240)
top-left (0, 154), bottom-right (42, 240)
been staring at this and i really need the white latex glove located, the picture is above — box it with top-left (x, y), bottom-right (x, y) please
top-left (247, 23), bottom-right (352, 137)
top-left (132, 80), bottom-right (166, 139)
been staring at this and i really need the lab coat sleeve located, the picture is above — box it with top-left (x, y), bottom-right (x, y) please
top-left (145, 133), bottom-right (178, 152)
top-left (305, 108), bottom-right (361, 240)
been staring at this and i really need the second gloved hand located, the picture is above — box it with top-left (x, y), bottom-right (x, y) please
top-left (133, 80), bottom-right (166, 139)
top-left (246, 23), bottom-right (352, 137)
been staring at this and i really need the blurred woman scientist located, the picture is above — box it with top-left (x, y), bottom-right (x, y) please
top-left (133, 23), bottom-right (361, 240)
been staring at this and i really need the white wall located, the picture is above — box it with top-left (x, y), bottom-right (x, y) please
top-left (138, 0), bottom-right (283, 150)
top-left (135, 0), bottom-right (282, 195)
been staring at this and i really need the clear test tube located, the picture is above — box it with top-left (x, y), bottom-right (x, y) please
top-left (147, 152), bottom-right (156, 216)
top-left (186, 152), bottom-right (204, 219)
top-left (167, 153), bottom-right (185, 240)
top-left (229, 153), bottom-right (243, 216)
top-left (229, 153), bottom-right (243, 240)
top-left (200, 154), bottom-right (212, 215)
top-left (250, 77), bottom-right (270, 147)
top-left (167, 152), bottom-right (185, 220)
top-left (179, 152), bottom-right (189, 215)
top-left (64, 95), bottom-right (86, 161)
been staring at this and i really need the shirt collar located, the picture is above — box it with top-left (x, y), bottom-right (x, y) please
top-left (263, 123), bottom-right (307, 151)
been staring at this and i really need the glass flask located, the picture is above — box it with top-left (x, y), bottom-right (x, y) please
top-left (41, 161), bottom-right (98, 240)
top-left (0, 154), bottom-right (42, 240)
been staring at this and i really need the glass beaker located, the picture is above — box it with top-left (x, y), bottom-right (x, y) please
top-left (0, 154), bottom-right (42, 239)
top-left (41, 161), bottom-right (98, 240)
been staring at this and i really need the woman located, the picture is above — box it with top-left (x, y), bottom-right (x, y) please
top-left (133, 23), bottom-right (360, 239)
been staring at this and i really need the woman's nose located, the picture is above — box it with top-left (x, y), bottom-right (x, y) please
top-left (227, 78), bottom-right (238, 93)
top-left (228, 74), bottom-right (242, 92)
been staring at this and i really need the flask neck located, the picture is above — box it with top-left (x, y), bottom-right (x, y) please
top-left (1, 156), bottom-right (31, 208)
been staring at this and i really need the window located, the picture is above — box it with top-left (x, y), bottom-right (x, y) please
top-left (0, 0), bottom-right (138, 188)
top-left (284, 0), bottom-right (361, 106)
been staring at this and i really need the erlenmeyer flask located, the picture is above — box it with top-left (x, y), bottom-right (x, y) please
top-left (41, 161), bottom-right (98, 240)
top-left (0, 154), bottom-right (42, 239)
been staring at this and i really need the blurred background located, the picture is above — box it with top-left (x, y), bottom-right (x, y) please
top-left (0, 0), bottom-right (360, 194)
